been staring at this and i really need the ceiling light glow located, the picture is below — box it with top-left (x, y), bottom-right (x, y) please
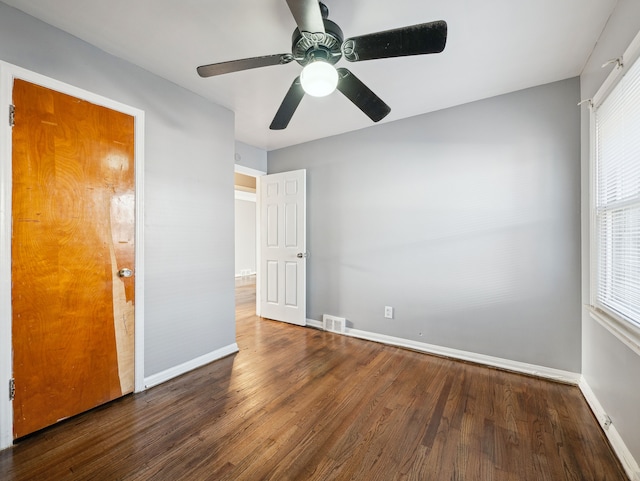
top-left (300, 61), bottom-right (338, 97)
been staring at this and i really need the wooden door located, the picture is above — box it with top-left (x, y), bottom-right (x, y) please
top-left (11, 79), bottom-right (135, 438)
top-left (259, 169), bottom-right (306, 326)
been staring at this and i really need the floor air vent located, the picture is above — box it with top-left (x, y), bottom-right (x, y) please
top-left (323, 314), bottom-right (346, 334)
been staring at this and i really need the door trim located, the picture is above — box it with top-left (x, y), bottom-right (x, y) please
top-left (0, 61), bottom-right (146, 450)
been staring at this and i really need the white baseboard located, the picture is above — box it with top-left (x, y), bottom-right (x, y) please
top-left (144, 343), bottom-right (239, 389)
top-left (579, 378), bottom-right (640, 481)
top-left (306, 318), bottom-right (323, 329)
top-left (306, 319), bottom-right (580, 384)
top-left (235, 272), bottom-right (256, 278)
top-left (307, 319), bottom-right (638, 479)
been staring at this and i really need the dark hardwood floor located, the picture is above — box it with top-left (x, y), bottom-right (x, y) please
top-left (0, 277), bottom-right (628, 480)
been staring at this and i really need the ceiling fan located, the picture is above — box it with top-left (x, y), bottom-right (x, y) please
top-left (197, 0), bottom-right (447, 130)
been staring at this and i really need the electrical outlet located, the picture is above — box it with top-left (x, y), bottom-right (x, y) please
top-left (384, 306), bottom-right (393, 319)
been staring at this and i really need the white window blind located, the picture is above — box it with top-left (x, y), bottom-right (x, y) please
top-left (594, 53), bottom-right (640, 328)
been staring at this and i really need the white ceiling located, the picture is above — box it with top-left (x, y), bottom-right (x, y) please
top-left (2, 0), bottom-right (616, 151)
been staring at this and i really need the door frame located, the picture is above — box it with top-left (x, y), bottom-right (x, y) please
top-left (0, 61), bottom-right (146, 450)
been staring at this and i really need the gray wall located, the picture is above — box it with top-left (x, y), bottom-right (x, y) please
top-left (0, 2), bottom-right (237, 377)
top-left (580, 0), bottom-right (640, 462)
top-left (235, 141), bottom-right (267, 172)
top-left (235, 198), bottom-right (257, 277)
top-left (269, 77), bottom-right (581, 372)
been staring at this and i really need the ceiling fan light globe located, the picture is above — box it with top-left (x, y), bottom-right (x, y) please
top-left (300, 61), bottom-right (338, 97)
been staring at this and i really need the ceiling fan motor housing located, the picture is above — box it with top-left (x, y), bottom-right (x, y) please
top-left (292, 18), bottom-right (344, 67)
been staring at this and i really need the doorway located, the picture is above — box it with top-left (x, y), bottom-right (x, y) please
top-left (233, 164), bottom-right (308, 325)
top-left (234, 164), bottom-right (263, 313)
top-left (0, 62), bottom-right (145, 449)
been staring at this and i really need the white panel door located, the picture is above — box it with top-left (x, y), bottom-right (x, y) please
top-left (259, 169), bottom-right (306, 326)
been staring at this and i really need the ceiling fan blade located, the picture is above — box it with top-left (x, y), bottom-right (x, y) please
top-left (197, 54), bottom-right (293, 78)
top-left (342, 20), bottom-right (447, 62)
top-left (270, 77), bottom-right (305, 130)
top-left (336, 68), bottom-right (390, 122)
top-left (286, 0), bottom-right (325, 34)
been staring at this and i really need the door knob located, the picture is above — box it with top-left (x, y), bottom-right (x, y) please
top-left (118, 268), bottom-right (133, 278)
top-left (296, 252), bottom-right (308, 258)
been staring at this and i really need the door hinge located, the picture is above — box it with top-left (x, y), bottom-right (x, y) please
top-left (9, 378), bottom-right (15, 401)
top-left (9, 104), bottom-right (15, 127)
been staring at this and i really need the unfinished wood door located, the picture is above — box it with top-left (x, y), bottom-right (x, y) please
top-left (11, 79), bottom-right (135, 438)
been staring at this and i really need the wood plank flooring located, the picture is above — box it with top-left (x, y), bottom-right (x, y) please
top-left (0, 277), bottom-right (628, 480)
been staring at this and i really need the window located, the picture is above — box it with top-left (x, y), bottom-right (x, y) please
top-left (591, 35), bottom-right (640, 348)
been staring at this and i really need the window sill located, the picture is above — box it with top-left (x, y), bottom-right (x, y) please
top-left (587, 306), bottom-right (640, 357)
